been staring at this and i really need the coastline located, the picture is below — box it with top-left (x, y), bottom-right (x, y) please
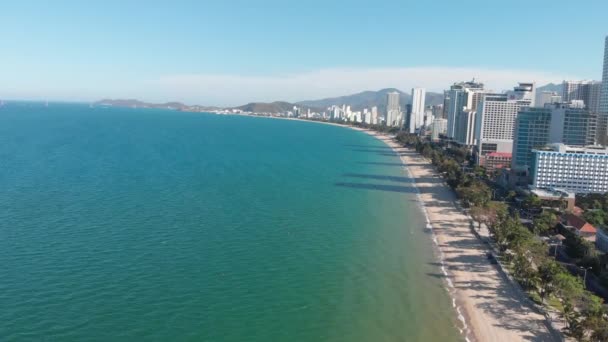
top-left (350, 127), bottom-right (556, 342)
top-left (269, 117), bottom-right (556, 342)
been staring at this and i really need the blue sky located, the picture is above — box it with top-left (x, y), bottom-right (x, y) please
top-left (1, 0), bottom-right (607, 105)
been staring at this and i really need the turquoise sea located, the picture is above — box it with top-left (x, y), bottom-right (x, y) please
top-left (0, 103), bottom-right (462, 341)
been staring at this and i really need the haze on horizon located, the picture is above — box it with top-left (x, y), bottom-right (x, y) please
top-left (1, 0), bottom-right (606, 106)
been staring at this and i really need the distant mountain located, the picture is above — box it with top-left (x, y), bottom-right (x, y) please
top-left (235, 101), bottom-right (321, 114)
top-left (296, 88), bottom-right (444, 113)
top-left (94, 99), bottom-right (220, 111)
top-left (537, 83), bottom-right (563, 94)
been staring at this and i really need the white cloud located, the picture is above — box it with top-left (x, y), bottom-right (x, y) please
top-left (146, 66), bottom-right (574, 106)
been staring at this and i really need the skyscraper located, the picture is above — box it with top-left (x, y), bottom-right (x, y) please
top-left (536, 91), bottom-right (562, 107)
top-left (445, 81), bottom-right (485, 139)
top-left (409, 88), bottom-right (426, 133)
top-left (512, 107), bottom-right (552, 171)
top-left (562, 80), bottom-right (602, 112)
top-left (599, 36), bottom-right (608, 146)
top-left (386, 92), bottom-right (401, 127)
top-left (512, 103), bottom-right (597, 172)
top-left (371, 106), bottom-right (378, 125)
top-left (475, 83), bottom-right (535, 166)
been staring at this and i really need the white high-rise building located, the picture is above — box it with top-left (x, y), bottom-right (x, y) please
top-left (475, 83), bottom-right (535, 166)
top-left (530, 144), bottom-right (608, 194)
top-left (410, 88), bottom-right (426, 133)
top-left (445, 81), bottom-right (485, 139)
top-left (371, 106), bottom-right (379, 125)
top-left (536, 91), bottom-right (562, 107)
top-left (431, 118), bottom-right (448, 141)
top-left (562, 80), bottom-right (602, 113)
top-left (386, 92), bottom-right (401, 127)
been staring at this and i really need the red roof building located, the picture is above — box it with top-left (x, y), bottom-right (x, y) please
top-left (484, 152), bottom-right (512, 173)
top-left (561, 213), bottom-right (597, 241)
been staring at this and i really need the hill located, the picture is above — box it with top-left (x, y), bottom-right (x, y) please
top-left (235, 101), bottom-right (321, 114)
top-left (296, 88), bottom-right (444, 113)
top-left (94, 99), bottom-right (220, 111)
top-left (536, 83), bottom-right (563, 94)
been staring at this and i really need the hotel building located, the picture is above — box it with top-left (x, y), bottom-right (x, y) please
top-left (474, 83), bottom-right (535, 166)
top-left (530, 144), bottom-right (608, 194)
top-left (512, 103), bottom-right (597, 172)
top-left (445, 81), bottom-right (485, 139)
top-left (599, 36), bottom-right (608, 146)
top-left (409, 88), bottom-right (426, 133)
top-left (431, 118), bottom-right (447, 141)
top-left (562, 80), bottom-right (602, 113)
top-left (386, 92), bottom-right (401, 127)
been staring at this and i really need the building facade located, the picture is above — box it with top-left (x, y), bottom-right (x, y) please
top-left (512, 107), bottom-right (552, 170)
top-left (562, 80), bottom-right (602, 113)
top-left (410, 88), bottom-right (426, 133)
top-left (599, 36), bottom-right (608, 146)
top-left (431, 118), bottom-right (447, 141)
top-left (484, 152), bottom-right (512, 173)
top-left (530, 144), bottom-right (608, 194)
top-left (386, 92), bottom-right (401, 127)
top-left (596, 227), bottom-right (608, 253)
top-left (445, 81), bottom-right (485, 139)
top-left (548, 103), bottom-right (597, 147)
top-left (455, 109), bottom-right (477, 146)
top-left (536, 91), bottom-right (562, 107)
top-left (475, 83), bottom-right (534, 166)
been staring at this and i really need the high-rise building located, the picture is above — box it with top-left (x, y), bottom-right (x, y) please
top-left (386, 92), bottom-right (401, 127)
top-left (549, 103), bottom-right (597, 147)
top-left (431, 118), bottom-right (447, 141)
top-left (536, 91), bottom-right (562, 107)
top-left (475, 83), bottom-right (535, 166)
top-left (371, 106), bottom-right (378, 125)
top-left (432, 104), bottom-right (444, 119)
top-left (562, 80), bottom-right (602, 112)
top-left (512, 103), bottom-right (597, 172)
top-left (599, 36), bottom-right (608, 146)
top-left (512, 107), bottom-right (552, 171)
top-left (410, 88), bottom-right (426, 133)
top-left (445, 81), bottom-right (485, 139)
top-left (455, 109), bottom-right (477, 146)
top-left (530, 144), bottom-right (608, 194)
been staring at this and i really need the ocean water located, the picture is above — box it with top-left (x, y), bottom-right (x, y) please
top-left (0, 103), bottom-right (462, 341)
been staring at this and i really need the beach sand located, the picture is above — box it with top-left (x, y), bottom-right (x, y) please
top-left (263, 117), bottom-right (558, 341)
top-left (359, 129), bottom-right (557, 342)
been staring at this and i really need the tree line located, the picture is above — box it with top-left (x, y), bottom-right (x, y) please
top-left (395, 132), bottom-right (608, 341)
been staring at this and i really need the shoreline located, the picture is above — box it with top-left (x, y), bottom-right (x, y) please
top-left (267, 118), bottom-right (556, 342)
top-left (350, 127), bottom-right (557, 342)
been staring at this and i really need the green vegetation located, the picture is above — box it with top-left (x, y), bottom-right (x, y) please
top-left (392, 131), bottom-right (608, 341)
top-left (576, 193), bottom-right (608, 226)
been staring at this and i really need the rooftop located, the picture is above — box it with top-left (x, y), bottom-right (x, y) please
top-left (531, 188), bottom-right (575, 200)
top-left (563, 213), bottom-right (597, 234)
top-left (487, 152), bottom-right (512, 158)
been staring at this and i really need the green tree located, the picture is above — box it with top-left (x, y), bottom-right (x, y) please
top-left (532, 210), bottom-right (557, 235)
top-left (523, 194), bottom-right (542, 209)
top-left (583, 209), bottom-right (606, 226)
top-left (537, 260), bottom-right (563, 303)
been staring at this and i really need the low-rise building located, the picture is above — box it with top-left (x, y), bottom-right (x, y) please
top-left (560, 213), bottom-right (597, 242)
top-left (484, 152), bottom-right (512, 173)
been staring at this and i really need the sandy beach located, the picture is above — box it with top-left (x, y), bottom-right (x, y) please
top-left (356, 128), bottom-right (558, 342)
top-left (261, 117), bottom-right (559, 341)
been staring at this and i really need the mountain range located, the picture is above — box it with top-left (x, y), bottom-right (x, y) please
top-left (97, 83), bottom-right (560, 114)
top-left (296, 88), bottom-right (444, 113)
top-left (94, 99), bottom-right (220, 111)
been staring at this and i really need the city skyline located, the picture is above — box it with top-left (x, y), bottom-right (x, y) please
top-left (0, 1), bottom-right (607, 105)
